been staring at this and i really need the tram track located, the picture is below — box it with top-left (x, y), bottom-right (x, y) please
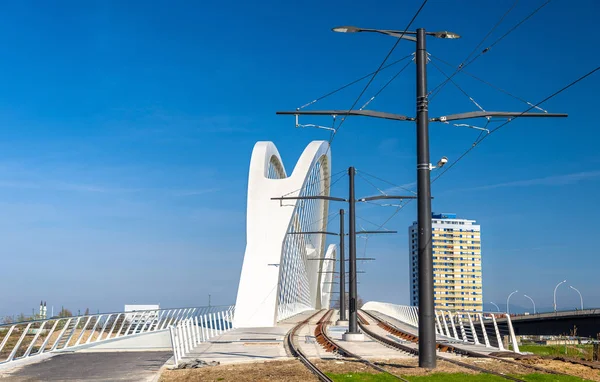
top-left (357, 310), bottom-right (576, 382)
top-left (285, 309), bottom-right (333, 382)
top-left (314, 309), bottom-right (411, 381)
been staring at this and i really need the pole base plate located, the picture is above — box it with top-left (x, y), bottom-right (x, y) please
top-left (342, 332), bottom-right (365, 342)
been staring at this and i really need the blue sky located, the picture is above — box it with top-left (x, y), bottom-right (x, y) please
top-left (0, 0), bottom-right (598, 317)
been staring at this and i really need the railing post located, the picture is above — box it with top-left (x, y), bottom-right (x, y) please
top-left (61, 317), bottom-right (82, 349)
top-left (202, 314), bottom-right (209, 340)
top-left (74, 316), bottom-right (93, 346)
top-left (505, 314), bottom-right (520, 353)
top-left (448, 312), bottom-right (459, 340)
top-left (458, 314), bottom-right (467, 342)
top-left (491, 314), bottom-right (504, 351)
top-left (209, 313), bottom-right (215, 338)
top-left (51, 318), bottom-right (72, 351)
top-left (0, 325), bottom-right (16, 354)
top-left (97, 314), bottom-right (112, 341)
top-left (434, 311), bottom-right (443, 335)
top-left (188, 319), bottom-right (195, 350)
top-left (7, 323), bottom-right (32, 361)
top-left (36, 320), bottom-right (60, 355)
top-left (23, 321), bottom-right (48, 358)
top-left (178, 324), bottom-right (188, 356)
top-left (169, 326), bottom-right (179, 365)
top-left (124, 312), bottom-right (138, 336)
top-left (194, 317), bottom-right (200, 344)
top-left (478, 313), bottom-right (490, 347)
top-left (85, 315), bottom-right (103, 344)
top-left (108, 314), bottom-right (124, 339)
top-left (441, 312), bottom-right (451, 337)
top-left (467, 313), bottom-right (479, 345)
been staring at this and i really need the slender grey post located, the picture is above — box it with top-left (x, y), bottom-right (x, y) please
top-left (339, 209), bottom-right (347, 321)
top-left (416, 28), bottom-right (436, 369)
top-left (347, 167), bottom-right (358, 333)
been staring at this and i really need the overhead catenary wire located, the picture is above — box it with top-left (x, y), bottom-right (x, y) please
top-left (429, 59), bottom-right (486, 112)
top-left (432, 65), bottom-right (600, 183)
top-left (297, 54), bottom-right (414, 110)
top-left (356, 169), bottom-right (417, 195)
top-left (430, 53), bottom-right (547, 112)
top-left (326, 0), bottom-right (429, 152)
top-left (360, 59), bottom-right (414, 110)
top-left (429, 0), bottom-right (549, 100)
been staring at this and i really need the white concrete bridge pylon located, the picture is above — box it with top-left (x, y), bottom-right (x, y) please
top-left (234, 141), bottom-right (334, 328)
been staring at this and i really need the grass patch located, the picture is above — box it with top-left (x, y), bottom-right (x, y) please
top-left (326, 373), bottom-right (400, 382)
top-left (326, 373), bottom-right (589, 381)
top-left (519, 373), bottom-right (589, 382)
top-left (518, 344), bottom-right (593, 359)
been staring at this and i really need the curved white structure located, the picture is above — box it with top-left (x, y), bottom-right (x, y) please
top-left (234, 141), bottom-right (335, 328)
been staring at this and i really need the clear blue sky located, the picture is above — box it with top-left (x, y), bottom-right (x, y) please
top-left (0, 0), bottom-right (598, 317)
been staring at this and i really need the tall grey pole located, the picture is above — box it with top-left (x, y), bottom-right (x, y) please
top-left (416, 28), bottom-right (436, 369)
top-left (347, 167), bottom-right (358, 333)
top-left (339, 209), bottom-right (347, 321)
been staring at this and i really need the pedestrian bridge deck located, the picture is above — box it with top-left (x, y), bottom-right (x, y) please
top-left (177, 310), bottom-right (318, 365)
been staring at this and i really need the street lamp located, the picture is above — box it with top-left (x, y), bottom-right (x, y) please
top-left (569, 286), bottom-right (583, 310)
top-left (523, 294), bottom-right (536, 314)
top-left (554, 280), bottom-right (567, 312)
top-left (276, 23), bottom-right (566, 369)
top-left (490, 302), bottom-right (500, 312)
top-left (331, 26), bottom-right (460, 41)
top-left (333, 25), bottom-right (460, 371)
top-left (507, 290), bottom-right (518, 315)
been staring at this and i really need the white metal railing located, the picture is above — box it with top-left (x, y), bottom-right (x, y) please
top-left (0, 305), bottom-right (232, 368)
top-left (362, 301), bottom-right (520, 353)
top-left (169, 306), bottom-right (235, 365)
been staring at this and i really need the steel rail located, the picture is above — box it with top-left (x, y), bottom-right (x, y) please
top-left (285, 310), bottom-right (333, 382)
top-left (314, 310), bottom-right (410, 382)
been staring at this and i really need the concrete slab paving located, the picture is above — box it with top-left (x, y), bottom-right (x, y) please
top-left (0, 351), bottom-right (171, 382)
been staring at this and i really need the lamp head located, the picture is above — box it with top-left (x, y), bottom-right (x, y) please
top-left (432, 31), bottom-right (461, 39)
top-left (332, 26), bottom-right (361, 33)
top-left (436, 156), bottom-right (448, 168)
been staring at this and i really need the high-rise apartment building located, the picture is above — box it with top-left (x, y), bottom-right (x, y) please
top-left (409, 213), bottom-right (482, 312)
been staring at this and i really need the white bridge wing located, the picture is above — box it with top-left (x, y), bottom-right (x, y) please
top-left (234, 141), bottom-right (331, 328)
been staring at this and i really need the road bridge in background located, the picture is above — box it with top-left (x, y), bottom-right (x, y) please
top-left (495, 309), bottom-right (600, 337)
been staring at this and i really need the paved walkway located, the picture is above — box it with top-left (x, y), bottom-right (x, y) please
top-left (0, 351), bottom-right (172, 381)
top-left (178, 310), bottom-right (318, 365)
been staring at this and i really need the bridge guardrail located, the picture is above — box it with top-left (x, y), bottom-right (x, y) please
top-left (0, 305), bottom-right (233, 369)
top-left (363, 301), bottom-right (520, 353)
top-left (169, 306), bottom-right (235, 365)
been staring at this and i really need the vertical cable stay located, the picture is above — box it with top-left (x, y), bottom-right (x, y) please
top-left (281, 168), bottom-right (346, 197)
